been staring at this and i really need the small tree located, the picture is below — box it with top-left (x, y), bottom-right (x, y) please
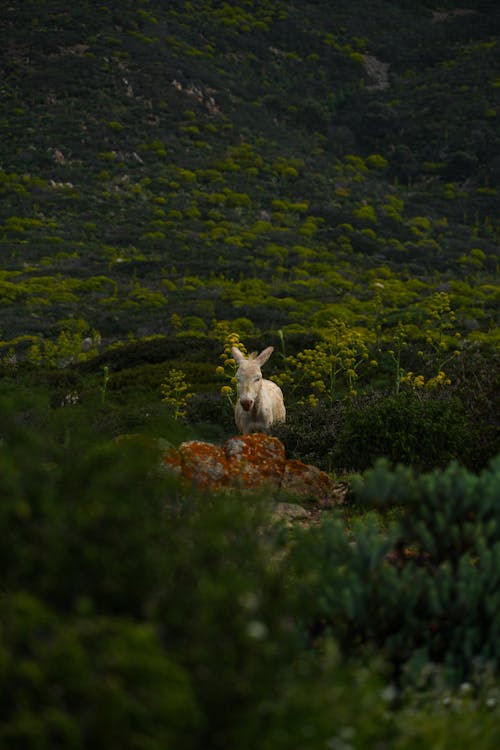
top-left (421, 291), bottom-right (461, 376)
top-left (276, 320), bottom-right (374, 406)
top-left (160, 369), bottom-right (194, 420)
top-left (215, 331), bottom-right (248, 409)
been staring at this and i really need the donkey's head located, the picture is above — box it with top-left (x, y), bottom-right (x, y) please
top-left (232, 346), bottom-right (274, 412)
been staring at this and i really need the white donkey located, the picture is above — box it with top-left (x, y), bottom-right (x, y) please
top-left (231, 346), bottom-right (286, 434)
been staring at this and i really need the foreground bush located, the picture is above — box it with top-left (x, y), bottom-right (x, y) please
top-left (0, 413), bottom-right (392, 748)
top-left (291, 456), bottom-right (500, 686)
top-left (1, 398), bottom-right (500, 748)
top-left (1, 594), bottom-right (200, 749)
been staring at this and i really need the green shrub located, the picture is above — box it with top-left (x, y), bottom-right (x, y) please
top-left (2, 388), bottom-right (500, 747)
top-left (291, 456), bottom-right (500, 686)
top-left (0, 414), bottom-right (394, 749)
top-left (333, 392), bottom-right (473, 471)
top-left (185, 391), bottom-right (235, 438)
top-left (273, 403), bottom-right (338, 471)
top-left (0, 594), bottom-right (200, 749)
top-left (0, 436), bottom-right (173, 616)
top-left (275, 390), bottom-right (474, 474)
top-left (453, 349), bottom-right (500, 471)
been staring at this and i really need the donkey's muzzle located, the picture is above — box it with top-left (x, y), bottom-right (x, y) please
top-left (240, 398), bottom-right (253, 411)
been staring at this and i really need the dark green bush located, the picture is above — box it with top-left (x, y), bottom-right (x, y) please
top-left (0, 400), bottom-right (424, 746)
top-left (453, 350), bottom-right (500, 472)
top-left (0, 437), bottom-right (173, 617)
top-left (333, 392), bottom-right (474, 471)
top-left (0, 413), bottom-right (392, 749)
top-left (273, 403), bottom-right (338, 471)
top-left (2, 387), bottom-right (500, 747)
top-left (274, 390), bottom-right (476, 473)
top-left (185, 391), bottom-right (235, 439)
top-left (291, 456), bottom-right (500, 686)
top-left (0, 594), bottom-right (200, 749)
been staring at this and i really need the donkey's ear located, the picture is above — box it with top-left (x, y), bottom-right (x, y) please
top-left (231, 346), bottom-right (246, 365)
top-left (255, 346), bottom-right (274, 366)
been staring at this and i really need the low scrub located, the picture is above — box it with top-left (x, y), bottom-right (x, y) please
top-left (291, 456), bottom-right (500, 686)
top-left (277, 391), bottom-right (477, 473)
top-left (333, 391), bottom-right (474, 472)
top-left (1, 393), bottom-right (500, 748)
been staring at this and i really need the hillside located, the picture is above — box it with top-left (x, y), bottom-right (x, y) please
top-left (0, 0), bottom-right (498, 348)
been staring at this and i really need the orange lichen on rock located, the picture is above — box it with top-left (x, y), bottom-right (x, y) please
top-left (160, 444), bottom-right (183, 475)
top-left (225, 434), bottom-right (286, 489)
top-left (178, 440), bottom-right (228, 490)
top-left (160, 433), bottom-right (342, 505)
top-left (282, 459), bottom-right (337, 506)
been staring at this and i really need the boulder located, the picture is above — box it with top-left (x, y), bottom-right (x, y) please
top-left (225, 434), bottom-right (286, 490)
top-left (160, 433), bottom-right (343, 506)
top-left (282, 458), bottom-right (338, 506)
top-left (164, 440), bottom-right (228, 491)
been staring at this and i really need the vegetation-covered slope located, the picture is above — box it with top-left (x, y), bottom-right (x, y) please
top-left (0, 0), bottom-right (498, 343)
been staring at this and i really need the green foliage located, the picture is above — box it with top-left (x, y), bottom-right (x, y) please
top-left (276, 320), bottom-right (374, 406)
top-left (333, 391), bottom-right (473, 472)
top-left (366, 153), bottom-right (388, 169)
top-left (0, 0), bottom-right (498, 349)
top-left (100, 365), bottom-right (110, 404)
top-left (0, 440), bottom-right (168, 615)
top-left (1, 594), bottom-right (200, 749)
top-left (160, 367), bottom-right (194, 419)
top-left (2, 386), bottom-right (500, 746)
top-left (27, 328), bottom-right (101, 368)
top-left (0, 0), bottom-right (499, 736)
top-left (0, 410), bottom-right (387, 749)
top-left (385, 320), bottom-right (410, 395)
top-left (185, 391), bottom-right (235, 440)
top-left (353, 203), bottom-right (377, 224)
top-left (275, 372), bottom-right (496, 474)
top-left (292, 456), bottom-right (500, 686)
top-left (273, 403), bottom-right (338, 471)
top-left (215, 330), bottom-right (248, 407)
top-left (420, 291), bottom-right (461, 375)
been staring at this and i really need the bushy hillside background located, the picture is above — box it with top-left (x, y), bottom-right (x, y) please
top-left (0, 0), bottom-right (498, 469)
top-left (1, 0), bottom-right (498, 335)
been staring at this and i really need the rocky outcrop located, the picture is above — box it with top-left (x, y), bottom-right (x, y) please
top-left (432, 8), bottom-right (475, 23)
top-left (362, 54), bottom-right (390, 91)
top-left (161, 433), bottom-right (344, 507)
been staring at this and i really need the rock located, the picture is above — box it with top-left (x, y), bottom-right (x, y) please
top-left (160, 433), bottom-right (343, 507)
top-left (225, 434), bottom-right (286, 490)
top-left (172, 440), bottom-right (228, 490)
top-left (362, 54), bottom-right (390, 91)
top-left (271, 502), bottom-right (311, 527)
top-left (282, 458), bottom-right (337, 506)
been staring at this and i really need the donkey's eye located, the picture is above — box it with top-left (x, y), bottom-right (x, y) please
top-left (254, 375), bottom-right (261, 382)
